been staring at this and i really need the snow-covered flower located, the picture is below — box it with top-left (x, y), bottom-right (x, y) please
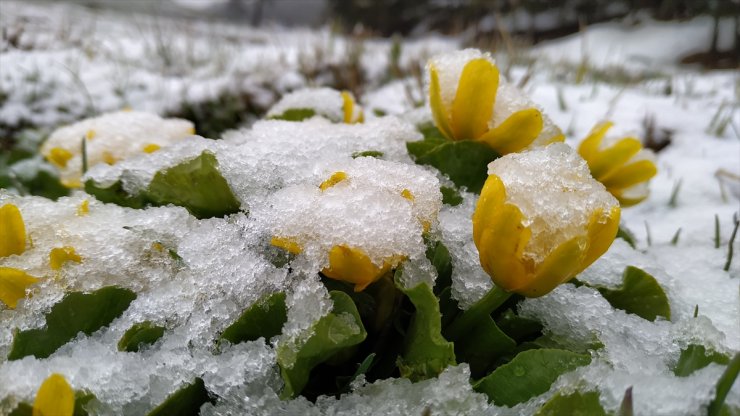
top-left (578, 121), bottom-right (658, 206)
top-left (427, 49), bottom-right (563, 155)
top-left (267, 87), bottom-right (364, 124)
top-left (473, 144), bottom-right (620, 297)
top-left (267, 160), bottom-right (439, 292)
top-left (41, 110), bottom-right (195, 188)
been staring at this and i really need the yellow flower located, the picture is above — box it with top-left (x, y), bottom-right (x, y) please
top-left (473, 144), bottom-right (620, 297)
top-left (0, 267), bottom-right (40, 308)
top-left (33, 373), bottom-right (75, 416)
top-left (266, 88), bottom-right (364, 124)
top-left (1, 203), bottom-right (26, 257)
top-left (427, 49), bottom-right (563, 155)
top-left (578, 121), bottom-right (658, 206)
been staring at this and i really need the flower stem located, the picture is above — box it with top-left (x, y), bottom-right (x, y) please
top-left (444, 285), bottom-right (512, 341)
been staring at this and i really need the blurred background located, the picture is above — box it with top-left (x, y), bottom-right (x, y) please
top-left (0, 0), bottom-right (738, 198)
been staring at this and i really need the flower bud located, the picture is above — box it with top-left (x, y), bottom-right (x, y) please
top-left (473, 143), bottom-right (620, 297)
top-left (427, 49), bottom-right (563, 154)
top-left (578, 121), bottom-right (657, 206)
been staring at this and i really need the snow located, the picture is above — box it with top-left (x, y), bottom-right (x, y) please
top-left (533, 15), bottom-right (737, 70)
top-left (1, 1), bottom-right (739, 415)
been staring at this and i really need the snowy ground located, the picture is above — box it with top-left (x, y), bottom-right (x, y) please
top-left (1, 1), bottom-right (738, 415)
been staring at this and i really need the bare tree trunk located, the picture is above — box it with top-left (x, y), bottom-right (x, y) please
top-left (251, 0), bottom-right (265, 27)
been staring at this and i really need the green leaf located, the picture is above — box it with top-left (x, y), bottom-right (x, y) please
top-left (73, 390), bottom-right (97, 416)
top-left (351, 150), bottom-right (384, 159)
top-left (17, 169), bottom-right (70, 200)
top-left (406, 135), bottom-right (446, 158)
top-left (336, 353), bottom-right (376, 394)
top-left (394, 277), bottom-right (456, 382)
top-left (268, 108), bottom-right (317, 122)
top-left (534, 390), bottom-right (607, 416)
top-left (616, 225), bottom-right (637, 248)
top-left (407, 139), bottom-right (499, 194)
top-left (84, 179), bottom-right (148, 209)
top-left (440, 186), bottom-right (463, 206)
top-left (418, 123), bottom-right (447, 141)
top-left (85, 152), bottom-right (240, 219)
top-left (277, 291), bottom-right (367, 399)
top-left (474, 349), bottom-right (592, 407)
top-left (709, 353), bottom-right (740, 416)
top-left (8, 287), bottom-right (137, 360)
top-left (454, 314), bottom-right (516, 378)
top-left (145, 151), bottom-right (240, 219)
top-left (118, 321), bottom-right (166, 352)
top-left (595, 266), bottom-right (671, 322)
top-left (147, 378), bottom-right (214, 416)
top-left (8, 403), bottom-right (32, 416)
top-left (495, 309), bottom-right (543, 344)
top-left (674, 344), bottom-right (730, 377)
top-left (219, 292), bottom-right (287, 345)
top-left (425, 239), bottom-right (452, 294)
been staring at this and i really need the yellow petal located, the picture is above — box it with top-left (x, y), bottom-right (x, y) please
top-left (428, 64), bottom-right (454, 140)
top-left (473, 175), bottom-right (532, 291)
top-left (477, 108), bottom-right (543, 154)
top-left (450, 58), bottom-right (499, 140)
top-left (579, 206), bottom-right (620, 272)
top-left (545, 133), bottom-right (566, 144)
top-left (49, 246), bottom-right (82, 271)
top-left (588, 137), bottom-right (642, 180)
top-left (77, 200), bottom-right (89, 216)
top-left (48, 147), bottom-right (73, 168)
top-left (322, 245), bottom-right (387, 292)
top-left (1, 204), bottom-right (26, 257)
top-left (270, 236), bottom-right (303, 255)
top-left (612, 183), bottom-right (650, 207)
top-left (0, 267), bottom-right (39, 309)
top-left (519, 236), bottom-right (587, 297)
top-left (319, 171), bottom-right (348, 191)
top-left (61, 178), bottom-right (82, 189)
top-left (85, 129), bottom-right (96, 140)
top-left (142, 143), bottom-right (161, 153)
top-left (102, 151), bottom-right (117, 165)
top-left (187, 126), bottom-right (196, 135)
top-left (341, 91), bottom-right (356, 124)
top-left (601, 159), bottom-right (657, 190)
top-left (472, 174), bottom-right (507, 246)
top-left (401, 189), bottom-right (414, 201)
top-left (476, 204), bottom-right (532, 293)
top-left (33, 373), bottom-right (75, 416)
top-left (578, 121), bottom-right (613, 161)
